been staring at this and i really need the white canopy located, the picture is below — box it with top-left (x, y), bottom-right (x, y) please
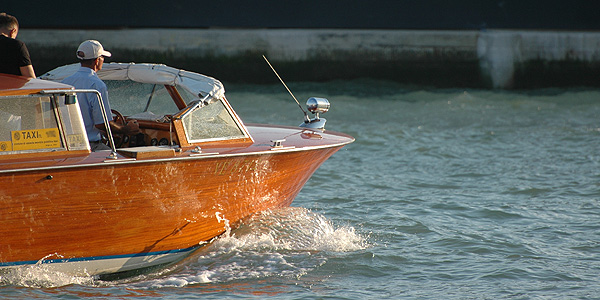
top-left (39, 63), bottom-right (225, 100)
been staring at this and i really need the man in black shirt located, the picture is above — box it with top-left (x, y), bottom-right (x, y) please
top-left (0, 13), bottom-right (35, 78)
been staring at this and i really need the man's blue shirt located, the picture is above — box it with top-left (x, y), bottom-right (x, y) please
top-left (61, 67), bottom-right (112, 142)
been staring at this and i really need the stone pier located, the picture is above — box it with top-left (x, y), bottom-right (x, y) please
top-left (19, 29), bottom-right (600, 89)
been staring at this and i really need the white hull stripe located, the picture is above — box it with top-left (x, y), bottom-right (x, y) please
top-left (0, 247), bottom-right (198, 275)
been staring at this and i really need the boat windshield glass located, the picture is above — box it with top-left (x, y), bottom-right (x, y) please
top-left (105, 81), bottom-right (183, 116)
top-left (0, 94), bottom-right (88, 154)
top-left (181, 99), bottom-right (246, 143)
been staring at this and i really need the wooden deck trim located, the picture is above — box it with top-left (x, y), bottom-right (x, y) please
top-left (117, 146), bottom-right (176, 159)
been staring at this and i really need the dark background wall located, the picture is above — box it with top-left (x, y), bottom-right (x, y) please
top-left (6, 1), bottom-right (600, 88)
top-left (5, 0), bottom-right (600, 30)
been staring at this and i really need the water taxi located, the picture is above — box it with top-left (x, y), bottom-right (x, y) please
top-left (0, 63), bottom-right (353, 278)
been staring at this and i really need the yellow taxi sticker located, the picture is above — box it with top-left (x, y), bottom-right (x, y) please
top-left (0, 141), bottom-right (12, 151)
top-left (12, 128), bottom-right (61, 150)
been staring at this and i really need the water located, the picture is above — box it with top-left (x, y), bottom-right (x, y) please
top-left (2, 80), bottom-right (600, 299)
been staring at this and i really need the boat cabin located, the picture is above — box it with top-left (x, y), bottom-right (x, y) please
top-left (0, 74), bottom-right (89, 158)
top-left (0, 63), bottom-right (253, 160)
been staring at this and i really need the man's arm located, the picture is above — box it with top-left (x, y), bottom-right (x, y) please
top-left (19, 65), bottom-right (35, 79)
top-left (95, 120), bottom-right (140, 135)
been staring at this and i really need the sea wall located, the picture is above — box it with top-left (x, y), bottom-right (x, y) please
top-left (19, 29), bottom-right (600, 89)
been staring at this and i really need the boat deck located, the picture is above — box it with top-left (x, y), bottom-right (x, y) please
top-left (0, 124), bottom-right (354, 172)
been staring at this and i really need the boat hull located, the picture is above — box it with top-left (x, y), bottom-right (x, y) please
top-left (0, 145), bottom-right (343, 276)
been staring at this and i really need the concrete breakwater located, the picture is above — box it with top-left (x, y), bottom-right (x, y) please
top-left (20, 29), bottom-right (600, 89)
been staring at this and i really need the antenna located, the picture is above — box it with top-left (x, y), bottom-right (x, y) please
top-left (262, 55), bottom-right (310, 123)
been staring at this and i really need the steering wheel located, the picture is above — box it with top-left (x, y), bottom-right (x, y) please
top-left (110, 109), bottom-right (126, 148)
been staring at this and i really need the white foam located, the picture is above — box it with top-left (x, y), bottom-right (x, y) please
top-left (130, 207), bottom-right (369, 288)
top-left (0, 264), bottom-right (97, 288)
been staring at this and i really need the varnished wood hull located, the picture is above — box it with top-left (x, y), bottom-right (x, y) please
top-left (0, 145), bottom-right (343, 276)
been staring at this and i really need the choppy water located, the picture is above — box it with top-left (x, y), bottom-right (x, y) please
top-left (2, 80), bottom-right (600, 299)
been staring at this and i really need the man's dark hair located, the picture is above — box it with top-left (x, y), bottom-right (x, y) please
top-left (0, 13), bottom-right (19, 30)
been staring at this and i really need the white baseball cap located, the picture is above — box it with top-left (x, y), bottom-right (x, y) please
top-left (76, 40), bottom-right (112, 60)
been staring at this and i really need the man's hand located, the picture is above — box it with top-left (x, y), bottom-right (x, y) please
top-left (123, 120), bottom-right (141, 135)
top-left (102, 119), bottom-right (141, 135)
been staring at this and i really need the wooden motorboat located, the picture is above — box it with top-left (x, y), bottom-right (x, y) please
top-left (0, 63), bottom-right (353, 277)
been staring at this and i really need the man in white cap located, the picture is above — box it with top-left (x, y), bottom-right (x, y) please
top-left (62, 40), bottom-right (139, 151)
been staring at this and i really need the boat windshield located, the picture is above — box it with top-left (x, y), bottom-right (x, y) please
top-left (0, 94), bottom-right (88, 154)
top-left (106, 80), bottom-right (249, 144)
top-left (180, 99), bottom-right (247, 143)
top-left (105, 81), bottom-right (189, 116)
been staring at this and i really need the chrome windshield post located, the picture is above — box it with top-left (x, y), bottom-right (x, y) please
top-left (172, 94), bottom-right (211, 121)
